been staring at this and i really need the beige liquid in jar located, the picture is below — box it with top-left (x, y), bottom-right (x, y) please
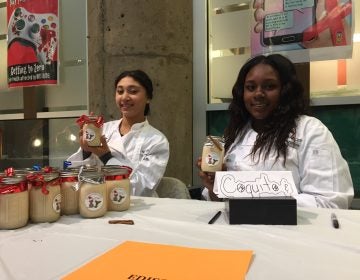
top-left (83, 123), bottom-right (102, 147)
top-left (0, 191), bottom-right (29, 229)
top-left (79, 182), bottom-right (107, 218)
top-left (201, 136), bottom-right (225, 172)
top-left (61, 180), bottom-right (79, 215)
top-left (30, 185), bottom-right (61, 223)
top-left (106, 178), bottom-right (130, 211)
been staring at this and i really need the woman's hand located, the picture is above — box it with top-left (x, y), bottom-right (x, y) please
top-left (196, 157), bottom-right (222, 201)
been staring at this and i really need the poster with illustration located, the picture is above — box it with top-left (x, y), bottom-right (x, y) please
top-left (251, 0), bottom-right (353, 62)
top-left (7, 0), bottom-right (59, 88)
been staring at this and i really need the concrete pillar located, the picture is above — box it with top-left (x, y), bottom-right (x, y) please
top-left (87, 0), bottom-right (193, 185)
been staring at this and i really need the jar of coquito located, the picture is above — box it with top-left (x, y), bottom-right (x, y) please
top-left (102, 166), bottom-right (132, 211)
top-left (78, 171), bottom-right (107, 218)
top-left (60, 169), bottom-right (80, 215)
top-left (0, 175), bottom-right (29, 230)
top-left (77, 115), bottom-right (104, 147)
top-left (28, 172), bottom-right (61, 223)
top-left (201, 136), bottom-right (225, 172)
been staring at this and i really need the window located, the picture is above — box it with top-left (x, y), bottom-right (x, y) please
top-left (0, 0), bottom-right (88, 169)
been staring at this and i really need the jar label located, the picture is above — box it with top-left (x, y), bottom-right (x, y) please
top-left (110, 187), bottom-right (127, 205)
top-left (85, 193), bottom-right (104, 211)
top-left (53, 193), bottom-right (61, 213)
top-left (204, 152), bottom-right (221, 166)
top-left (85, 127), bottom-right (97, 142)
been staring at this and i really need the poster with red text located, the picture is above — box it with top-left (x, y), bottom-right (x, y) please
top-left (7, 0), bottom-right (59, 88)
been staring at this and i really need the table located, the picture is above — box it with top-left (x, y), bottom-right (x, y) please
top-left (1, 197), bottom-right (360, 279)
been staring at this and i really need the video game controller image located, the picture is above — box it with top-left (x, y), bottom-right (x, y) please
top-left (8, 7), bottom-right (58, 65)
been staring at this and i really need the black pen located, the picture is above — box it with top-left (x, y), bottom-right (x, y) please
top-left (208, 211), bottom-right (222, 224)
top-left (331, 213), bottom-right (340, 229)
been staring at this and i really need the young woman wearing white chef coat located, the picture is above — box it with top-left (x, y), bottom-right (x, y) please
top-left (198, 54), bottom-right (354, 208)
top-left (67, 70), bottom-right (169, 197)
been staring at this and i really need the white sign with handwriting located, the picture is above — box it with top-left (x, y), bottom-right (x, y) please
top-left (213, 171), bottom-right (298, 198)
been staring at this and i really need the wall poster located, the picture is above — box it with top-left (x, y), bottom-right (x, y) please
top-left (7, 0), bottom-right (59, 88)
top-left (251, 0), bottom-right (353, 63)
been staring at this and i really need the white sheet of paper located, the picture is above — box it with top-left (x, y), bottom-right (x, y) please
top-left (213, 171), bottom-right (298, 198)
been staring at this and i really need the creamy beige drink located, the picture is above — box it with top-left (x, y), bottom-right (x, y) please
top-left (0, 176), bottom-right (29, 230)
top-left (78, 171), bottom-right (107, 218)
top-left (201, 136), bottom-right (225, 172)
top-left (60, 170), bottom-right (80, 215)
top-left (28, 173), bottom-right (61, 223)
top-left (102, 166), bottom-right (132, 211)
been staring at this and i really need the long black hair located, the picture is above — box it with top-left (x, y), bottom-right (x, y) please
top-left (114, 70), bottom-right (153, 115)
top-left (224, 54), bottom-right (309, 164)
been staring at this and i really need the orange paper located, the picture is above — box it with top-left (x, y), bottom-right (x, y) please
top-left (62, 241), bottom-right (253, 280)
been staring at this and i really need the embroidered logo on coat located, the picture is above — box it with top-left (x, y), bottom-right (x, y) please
top-left (140, 149), bottom-right (150, 161)
top-left (286, 136), bottom-right (302, 149)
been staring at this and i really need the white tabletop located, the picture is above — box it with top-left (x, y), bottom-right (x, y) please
top-left (1, 196), bottom-right (360, 280)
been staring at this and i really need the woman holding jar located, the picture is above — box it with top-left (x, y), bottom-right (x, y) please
top-left (198, 54), bottom-right (353, 208)
top-left (67, 70), bottom-right (169, 197)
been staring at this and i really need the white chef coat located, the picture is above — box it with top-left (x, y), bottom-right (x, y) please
top-left (67, 119), bottom-right (169, 197)
top-left (224, 115), bottom-right (354, 208)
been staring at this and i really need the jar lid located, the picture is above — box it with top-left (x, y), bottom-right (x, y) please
top-left (14, 170), bottom-right (41, 177)
top-left (79, 171), bottom-right (105, 184)
top-left (60, 169), bottom-right (79, 177)
top-left (88, 115), bottom-right (99, 121)
top-left (42, 172), bottom-right (60, 182)
top-left (0, 175), bottom-right (27, 194)
top-left (101, 165), bottom-right (132, 176)
top-left (0, 175), bottom-right (26, 185)
top-left (60, 171), bottom-right (79, 177)
top-left (14, 167), bottom-right (36, 173)
top-left (27, 172), bottom-right (59, 182)
top-left (63, 166), bottom-right (98, 172)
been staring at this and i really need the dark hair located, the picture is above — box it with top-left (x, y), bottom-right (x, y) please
top-left (224, 54), bottom-right (309, 164)
top-left (114, 70), bottom-right (153, 115)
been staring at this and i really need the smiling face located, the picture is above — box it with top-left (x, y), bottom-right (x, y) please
top-left (115, 76), bottom-right (149, 122)
top-left (243, 63), bottom-right (281, 123)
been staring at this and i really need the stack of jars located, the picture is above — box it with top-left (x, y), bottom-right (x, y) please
top-left (0, 165), bottom-right (132, 230)
top-left (61, 165), bottom-right (132, 218)
top-left (0, 167), bottom-right (61, 229)
top-left (61, 166), bottom-right (107, 218)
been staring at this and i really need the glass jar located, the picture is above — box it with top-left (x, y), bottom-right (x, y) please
top-left (28, 172), bottom-right (61, 223)
top-left (102, 166), bottom-right (132, 211)
top-left (78, 171), bottom-right (107, 218)
top-left (82, 115), bottom-right (103, 147)
top-left (0, 176), bottom-right (29, 230)
top-left (60, 169), bottom-right (80, 215)
top-left (201, 136), bottom-right (225, 172)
